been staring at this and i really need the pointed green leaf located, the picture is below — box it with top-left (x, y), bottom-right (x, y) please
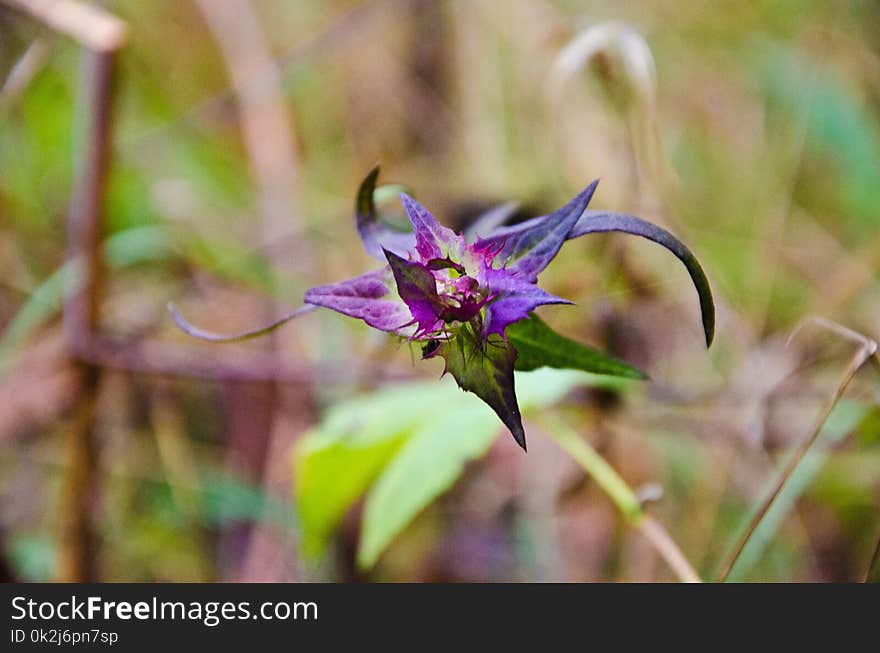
top-left (507, 313), bottom-right (647, 379)
top-left (439, 325), bottom-right (525, 450)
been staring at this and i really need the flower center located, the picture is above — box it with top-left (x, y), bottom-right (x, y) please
top-left (433, 271), bottom-right (490, 324)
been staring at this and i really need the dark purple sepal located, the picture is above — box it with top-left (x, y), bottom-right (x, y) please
top-left (570, 210), bottom-right (715, 346)
top-left (384, 249), bottom-right (444, 336)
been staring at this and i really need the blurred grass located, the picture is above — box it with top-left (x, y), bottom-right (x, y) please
top-left (0, 0), bottom-right (878, 581)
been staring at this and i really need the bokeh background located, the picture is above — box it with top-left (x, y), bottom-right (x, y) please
top-left (1, 0), bottom-right (879, 582)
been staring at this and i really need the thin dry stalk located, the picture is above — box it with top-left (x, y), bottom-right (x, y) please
top-left (716, 327), bottom-right (877, 581)
top-left (1, 37), bottom-right (50, 101)
top-left (541, 416), bottom-right (701, 582)
top-left (636, 516), bottom-right (701, 584)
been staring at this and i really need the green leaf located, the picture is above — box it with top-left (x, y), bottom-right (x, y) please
top-left (356, 369), bottom-right (606, 570)
top-left (507, 313), bottom-right (647, 379)
top-left (294, 385), bottom-right (440, 560)
top-left (296, 368), bottom-right (629, 572)
top-left (296, 435), bottom-right (405, 560)
top-left (357, 403), bottom-right (500, 570)
top-left (439, 325), bottom-right (525, 450)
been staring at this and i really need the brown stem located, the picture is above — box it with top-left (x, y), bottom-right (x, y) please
top-left (58, 40), bottom-right (122, 581)
top-left (57, 365), bottom-right (100, 581)
top-left (69, 334), bottom-right (421, 384)
top-left (636, 516), bottom-right (701, 584)
top-left (1, 4), bottom-right (127, 581)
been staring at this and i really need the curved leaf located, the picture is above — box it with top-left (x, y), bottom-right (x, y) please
top-left (570, 211), bottom-right (715, 346)
top-left (355, 165), bottom-right (416, 260)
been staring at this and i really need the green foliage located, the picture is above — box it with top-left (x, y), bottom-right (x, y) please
top-left (357, 403), bottom-right (500, 569)
top-left (0, 225), bottom-right (178, 373)
top-left (757, 41), bottom-right (880, 229)
top-left (295, 368), bottom-right (628, 570)
top-left (200, 471), bottom-right (294, 528)
top-left (6, 533), bottom-right (57, 582)
top-left (294, 384), bottom-right (452, 560)
top-left (508, 313), bottom-right (646, 379)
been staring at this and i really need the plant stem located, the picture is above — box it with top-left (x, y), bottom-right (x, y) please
top-left (60, 41), bottom-right (122, 581)
top-left (541, 416), bottom-right (701, 583)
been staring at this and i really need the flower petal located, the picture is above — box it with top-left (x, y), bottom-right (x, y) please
top-left (355, 166), bottom-right (417, 260)
top-left (303, 268), bottom-right (413, 333)
top-left (399, 193), bottom-right (464, 261)
top-left (475, 180), bottom-right (598, 281)
top-left (481, 266), bottom-right (573, 339)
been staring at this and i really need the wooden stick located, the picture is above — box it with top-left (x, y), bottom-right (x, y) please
top-left (57, 46), bottom-right (118, 582)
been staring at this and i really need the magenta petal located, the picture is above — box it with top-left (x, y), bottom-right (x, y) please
top-left (399, 193), bottom-right (462, 261)
top-left (482, 267), bottom-right (572, 338)
top-left (304, 268), bottom-right (412, 333)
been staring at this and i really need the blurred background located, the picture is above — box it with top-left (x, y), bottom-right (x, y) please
top-left (1, 0), bottom-right (879, 582)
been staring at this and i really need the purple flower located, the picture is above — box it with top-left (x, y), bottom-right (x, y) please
top-left (305, 187), bottom-right (584, 346)
top-left (171, 167), bottom-right (714, 451)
